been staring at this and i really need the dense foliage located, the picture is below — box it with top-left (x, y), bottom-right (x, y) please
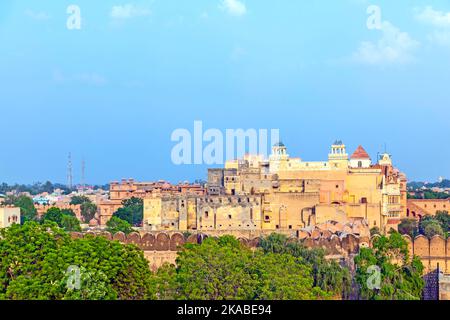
top-left (0, 222), bottom-right (152, 300)
top-left (106, 216), bottom-right (133, 235)
top-left (80, 202), bottom-right (97, 222)
top-left (259, 234), bottom-right (352, 299)
top-left (354, 232), bottom-right (424, 300)
top-left (70, 195), bottom-right (92, 205)
top-left (113, 197), bottom-right (143, 226)
top-left (41, 207), bottom-right (81, 232)
top-left (0, 222), bottom-right (428, 301)
top-left (398, 211), bottom-right (449, 238)
top-left (149, 235), bottom-right (337, 300)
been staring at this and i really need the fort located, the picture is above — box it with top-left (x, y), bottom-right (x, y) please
top-left (141, 141), bottom-right (407, 234)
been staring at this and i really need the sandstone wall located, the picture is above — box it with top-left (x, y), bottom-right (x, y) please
top-left (70, 231), bottom-right (450, 274)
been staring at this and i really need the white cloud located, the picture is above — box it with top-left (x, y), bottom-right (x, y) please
top-left (220, 0), bottom-right (247, 17)
top-left (110, 4), bottom-right (151, 19)
top-left (416, 7), bottom-right (450, 47)
top-left (25, 9), bottom-right (50, 21)
top-left (416, 6), bottom-right (450, 28)
top-left (353, 21), bottom-right (420, 65)
top-left (428, 31), bottom-right (450, 47)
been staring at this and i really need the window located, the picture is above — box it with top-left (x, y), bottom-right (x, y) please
top-left (205, 211), bottom-right (209, 218)
top-left (228, 215), bottom-right (232, 219)
top-left (358, 161), bottom-right (362, 168)
top-left (289, 225), bottom-right (292, 229)
top-left (361, 197), bottom-right (367, 204)
top-left (265, 215), bottom-right (270, 221)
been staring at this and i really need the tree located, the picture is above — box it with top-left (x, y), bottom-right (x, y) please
top-left (106, 216), bottom-right (133, 235)
top-left (418, 215), bottom-right (437, 235)
top-left (41, 207), bottom-right (81, 232)
top-left (80, 202), bottom-right (97, 223)
top-left (259, 233), bottom-right (351, 299)
top-left (4, 195), bottom-right (37, 223)
top-left (398, 218), bottom-right (418, 238)
top-left (251, 252), bottom-right (329, 300)
top-left (174, 236), bottom-right (258, 300)
top-left (423, 221), bottom-right (444, 238)
top-left (150, 236), bottom-right (331, 300)
top-left (70, 196), bottom-right (91, 205)
top-left (435, 211), bottom-right (450, 233)
top-left (0, 222), bottom-right (152, 300)
top-left (354, 232), bottom-right (424, 300)
top-left (61, 208), bottom-right (76, 217)
top-left (42, 207), bottom-right (65, 226)
top-left (60, 215), bottom-right (82, 232)
top-left (113, 197), bottom-right (143, 226)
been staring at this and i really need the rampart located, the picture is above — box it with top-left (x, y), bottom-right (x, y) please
top-left (69, 231), bottom-right (450, 273)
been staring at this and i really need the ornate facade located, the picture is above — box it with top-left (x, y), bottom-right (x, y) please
top-left (143, 142), bottom-right (407, 233)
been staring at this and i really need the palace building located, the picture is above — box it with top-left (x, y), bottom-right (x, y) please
top-left (143, 141), bottom-right (407, 233)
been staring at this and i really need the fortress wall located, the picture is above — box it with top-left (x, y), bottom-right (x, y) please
top-left (70, 231), bottom-right (450, 274)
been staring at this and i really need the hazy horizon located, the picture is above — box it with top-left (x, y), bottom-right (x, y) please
top-left (1, 0), bottom-right (449, 184)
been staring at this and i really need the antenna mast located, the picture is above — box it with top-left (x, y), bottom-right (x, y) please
top-left (67, 152), bottom-right (73, 190)
top-left (81, 158), bottom-right (85, 192)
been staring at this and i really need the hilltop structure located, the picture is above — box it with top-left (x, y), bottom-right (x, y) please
top-left (143, 142), bottom-right (407, 234)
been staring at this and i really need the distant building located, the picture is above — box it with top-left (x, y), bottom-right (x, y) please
top-left (97, 179), bottom-right (205, 225)
top-left (0, 207), bottom-right (21, 228)
top-left (407, 199), bottom-right (449, 219)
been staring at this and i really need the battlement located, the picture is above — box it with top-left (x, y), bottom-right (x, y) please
top-left (69, 229), bottom-right (450, 273)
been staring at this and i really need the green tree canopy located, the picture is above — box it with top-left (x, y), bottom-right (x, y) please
top-left (113, 197), bottom-right (143, 226)
top-left (41, 207), bottom-right (81, 232)
top-left (70, 195), bottom-right (91, 205)
top-left (354, 232), bottom-right (424, 300)
top-left (259, 233), bottom-right (352, 299)
top-left (42, 207), bottom-right (65, 226)
top-left (80, 202), bottom-right (97, 223)
top-left (435, 211), bottom-right (450, 233)
top-left (423, 221), bottom-right (444, 238)
top-left (0, 222), bottom-right (152, 300)
top-left (106, 216), bottom-right (133, 235)
top-left (149, 235), bottom-right (331, 300)
top-left (60, 215), bottom-right (82, 232)
top-left (398, 218), bottom-right (418, 238)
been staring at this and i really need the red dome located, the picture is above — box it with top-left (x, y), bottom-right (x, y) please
top-left (351, 145), bottom-right (370, 159)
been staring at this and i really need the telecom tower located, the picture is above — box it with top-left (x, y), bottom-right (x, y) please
top-left (81, 158), bottom-right (85, 192)
top-left (67, 152), bottom-right (73, 190)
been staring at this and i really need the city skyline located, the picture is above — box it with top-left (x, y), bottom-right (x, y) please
top-left (1, 0), bottom-right (450, 184)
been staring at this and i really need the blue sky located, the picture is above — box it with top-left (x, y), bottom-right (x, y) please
top-left (0, 0), bottom-right (450, 184)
